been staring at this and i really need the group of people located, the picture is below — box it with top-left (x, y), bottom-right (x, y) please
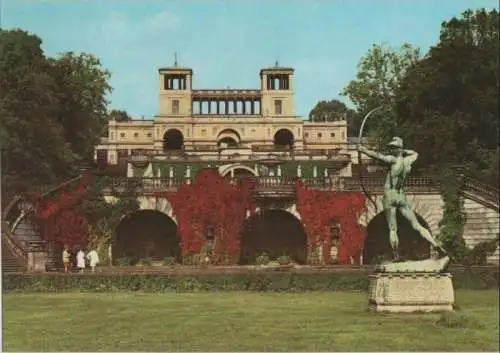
top-left (62, 246), bottom-right (100, 273)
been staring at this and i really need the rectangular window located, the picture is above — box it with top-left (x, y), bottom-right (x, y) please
top-left (274, 99), bottom-right (282, 115)
top-left (172, 100), bottom-right (180, 114)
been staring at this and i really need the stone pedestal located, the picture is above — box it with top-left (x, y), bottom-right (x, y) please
top-left (28, 251), bottom-right (50, 272)
top-left (368, 273), bottom-right (455, 313)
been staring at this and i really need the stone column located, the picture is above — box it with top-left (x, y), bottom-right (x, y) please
top-left (313, 165), bottom-right (318, 178)
top-left (297, 165), bottom-right (302, 177)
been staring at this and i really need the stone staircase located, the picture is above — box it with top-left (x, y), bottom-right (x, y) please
top-left (462, 198), bottom-right (499, 263)
top-left (1, 233), bottom-right (28, 273)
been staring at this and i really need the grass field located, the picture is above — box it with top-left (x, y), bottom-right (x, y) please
top-left (3, 290), bottom-right (499, 351)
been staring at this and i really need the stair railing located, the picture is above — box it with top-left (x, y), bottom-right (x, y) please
top-left (2, 229), bottom-right (28, 264)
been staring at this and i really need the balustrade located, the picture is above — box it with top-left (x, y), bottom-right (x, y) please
top-left (463, 176), bottom-right (499, 203)
top-left (102, 175), bottom-right (498, 207)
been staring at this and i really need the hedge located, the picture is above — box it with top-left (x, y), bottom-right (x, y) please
top-left (3, 267), bottom-right (498, 293)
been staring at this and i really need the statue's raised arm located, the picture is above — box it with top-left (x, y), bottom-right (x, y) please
top-left (357, 144), bottom-right (396, 165)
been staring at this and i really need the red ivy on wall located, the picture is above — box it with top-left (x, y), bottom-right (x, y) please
top-left (23, 168), bottom-right (367, 264)
top-left (294, 180), bottom-right (367, 264)
top-left (27, 172), bottom-right (93, 249)
top-left (157, 169), bottom-right (256, 263)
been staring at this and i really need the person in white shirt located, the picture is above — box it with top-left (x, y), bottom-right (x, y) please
top-left (76, 249), bottom-right (86, 273)
top-left (86, 249), bottom-right (100, 273)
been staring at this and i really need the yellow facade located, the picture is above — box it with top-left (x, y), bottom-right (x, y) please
top-left (96, 63), bottom-right (366, 173)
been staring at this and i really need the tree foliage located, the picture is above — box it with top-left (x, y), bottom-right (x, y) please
top-left (341, 43), bottom-right (421, 144)
top-left (395, 8), bottom-right (499, 184)
top-left (308, 99), bottom-right (360, 136)
top-left (0, 29), bottom-right (113, 196)
top-left (109, 109), bottom-right (132, 122)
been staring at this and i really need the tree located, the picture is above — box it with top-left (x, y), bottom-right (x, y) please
top-left (395, 8), bottom-right (499, 184)
top-left (308, 99), bottom-right (360, 136)
top-left (76, 176), bottom-right (139, 261)
top-left (109, 109), bottom-right (132, 122)
top-left (50, 52), bottom-right (112, 164)
top-left (0, 30), bottom-right (74, 194)
top-left (0, 30), bottom-right (113, 196)
top-left (341, 43), bottom-right (421, 144)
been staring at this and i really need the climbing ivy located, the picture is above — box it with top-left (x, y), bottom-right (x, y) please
top-left (436, 168), bottom-right (468, 263)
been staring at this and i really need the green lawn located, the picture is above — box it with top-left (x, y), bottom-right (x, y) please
top-left (3, 290), bottom-right (499, 351)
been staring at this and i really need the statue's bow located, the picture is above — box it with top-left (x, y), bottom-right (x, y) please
top-left (357, 106), bottom-right (384, 210)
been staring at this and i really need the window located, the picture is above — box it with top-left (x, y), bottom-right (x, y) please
top-left (134, 132), bottom-right (139, 138)
top-left (172, 100), bottom-right (180, 114)
top-left (330, 132), bottom-right (335, 138)
top-left (304, 132), bottom-right (309, 138)
top-left (274, 99), bottom-right (282, 115)
top-left (147, 132), bottom-right (152, 138)
top-left (120, 132), bottom-right (125, 138)
top-left (317, 132), bottom-right (322, 138)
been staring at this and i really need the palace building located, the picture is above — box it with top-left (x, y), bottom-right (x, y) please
top-left (94, 62), bottom-right (366, 179)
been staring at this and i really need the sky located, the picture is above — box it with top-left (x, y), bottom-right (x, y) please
top-left (2, 0), bottom-right (498, 118)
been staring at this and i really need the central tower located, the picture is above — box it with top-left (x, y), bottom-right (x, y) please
top-left (260, 62), bottom-right (295, 117)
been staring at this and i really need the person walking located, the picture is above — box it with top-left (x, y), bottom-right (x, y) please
top-left (86, 249), bottom-right (100, 273)
top-left (76, 249), bottom-right (86, 274)
top-left (62, 245), bottom-right (70, 273)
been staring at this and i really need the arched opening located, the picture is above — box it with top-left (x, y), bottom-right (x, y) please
top-left (273, 129), bottom-right (294, 149)
top-left (217, 129), bottom-right (241, 148)
top-left (363, 211), bottom-right (431, 264)
top-left (239, 209), bottom-right (307, 265)
top-left (218, 137), bottom-right (238, 148)
top-left (223, 167), bottom-right (257, 182)
top-left (113, 210), bottom-right (180, 264)
top-left (163, 129), bottom-right (184, 151)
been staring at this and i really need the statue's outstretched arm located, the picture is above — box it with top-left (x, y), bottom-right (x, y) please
top-left (358, 145), bottom-right (395, 164)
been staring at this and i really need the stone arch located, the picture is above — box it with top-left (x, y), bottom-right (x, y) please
top-left (363, 211), bottom-right (432, 264)
top-left (273, 128), bottom-right (294, 148)
top-left (357, 194), bottom-right (443, 238)
top-left (113, 209), bottom-right (180, 264)
top-left (217, 129), bottom-right (241, 147)
top-left (219, 164), bottom-right (257, 178)
top-left (252, 202), bottom-right (301, 220)
top-left (239, 208), bottom-right (307, 265)
top-left (163, 128), bottom-right (184, 151)
top-left (137, 196), bottom-right (177, 224)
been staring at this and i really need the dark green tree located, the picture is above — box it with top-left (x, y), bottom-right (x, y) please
top-left (0, 30), bottom-right (74, 194)
top-left (395, 8), bottom-right (499, 184)
top-left (0, 30), bottom-right (114, 196)
top-left (50, 52), bottom-right (112, 164)
top-left (109, 109), bottom-right (132, 122)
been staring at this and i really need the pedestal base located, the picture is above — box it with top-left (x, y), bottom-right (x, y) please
top-left (368, 273), bottom-right (455, 313)
top-left (27, 251), bottom-right (50, 272)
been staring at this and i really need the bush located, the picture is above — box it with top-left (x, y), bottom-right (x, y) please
top-left (163, 257), bottom-right (177, 266)
top-left (276, 255), bottom-right (291, 265)
top-left (2, 267), bottom-right (497, 293)
top-left (115, 257), bottom-right (133, 267)
top-left (464, 237), bottom-right (499, 265)
top-left (182, 253), bottom-right (202, 266)
top-left (255, 253), bottom-right (270, 266)
top-left (139, 257), bottom-right (153, 267)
